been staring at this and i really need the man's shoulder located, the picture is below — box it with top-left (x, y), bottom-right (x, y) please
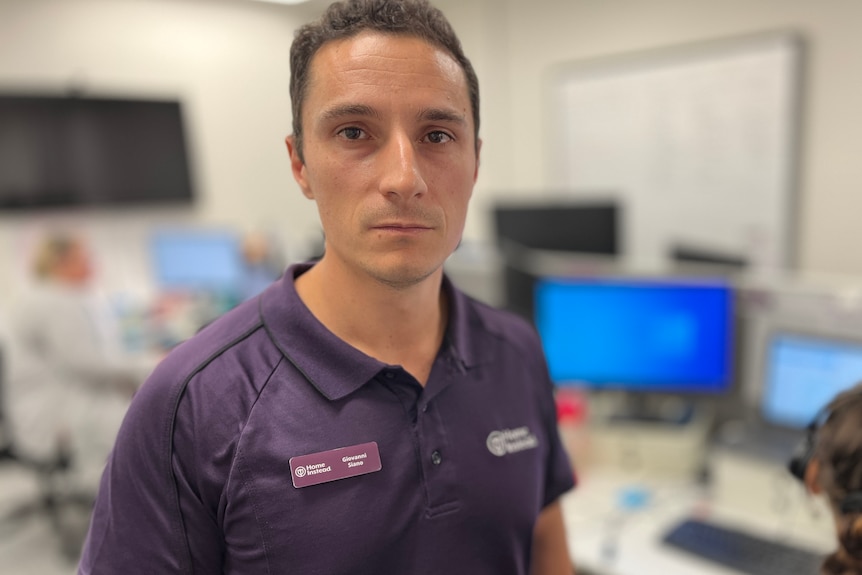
top-left (456, 290), bottom-right (543, 355)
top-left (137, 296), bottom-right (279, 411)
top-left (163, 298), bottom-right (265, 373)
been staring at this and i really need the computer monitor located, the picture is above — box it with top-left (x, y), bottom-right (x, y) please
top-left (492, 200), bottom-right (620, 320)
top-left (493, 201), bottom-right (619, 254)
top-left (760, 331), bottom-right (862, 428)
top-left (535, 276), bottom-right (734, 393)
top-left (150, 229), bottom-right (243, 293)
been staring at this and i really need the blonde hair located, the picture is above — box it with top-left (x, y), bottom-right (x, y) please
top-left (31, 234), bottom-right (83, 281)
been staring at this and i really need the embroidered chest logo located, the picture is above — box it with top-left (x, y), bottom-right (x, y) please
top-left (486, 426), bottom-right (539, 457)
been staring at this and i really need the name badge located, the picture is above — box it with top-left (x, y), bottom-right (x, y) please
top-left (289, 441), bottom-right (382, 489)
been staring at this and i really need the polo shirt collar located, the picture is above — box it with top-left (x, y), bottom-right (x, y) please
top-left (259, 263), bottom-right (478, 401)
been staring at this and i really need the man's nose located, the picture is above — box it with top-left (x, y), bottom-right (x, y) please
top-left (378, 132), bottom-right (428, 200)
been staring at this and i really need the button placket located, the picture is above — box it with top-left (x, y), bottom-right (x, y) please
top-left (417, 397), bottom-right (459, 515)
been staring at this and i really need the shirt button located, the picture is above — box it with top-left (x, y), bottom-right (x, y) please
top-left (431, 450), bottom-right (442, 465)
top-left (385, 371), bottom-right (395, 379)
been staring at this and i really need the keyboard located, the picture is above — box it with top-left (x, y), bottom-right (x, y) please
top-left (661, 518), bottom-right (824, 575)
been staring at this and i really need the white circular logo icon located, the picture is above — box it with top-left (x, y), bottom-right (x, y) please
top-left (486, 432), bottom-right (507, 457)
top-left (294, 466), bottom-right (307, 478)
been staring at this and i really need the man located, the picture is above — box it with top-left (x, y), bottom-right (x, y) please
top-left (78, 1), bottom-right (575, 573)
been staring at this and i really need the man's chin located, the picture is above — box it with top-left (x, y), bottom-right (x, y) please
top-left (366, 261), bottom-right (442, 291)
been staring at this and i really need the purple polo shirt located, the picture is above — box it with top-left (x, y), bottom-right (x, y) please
top-left (79, 263), bottom-right (575, 575)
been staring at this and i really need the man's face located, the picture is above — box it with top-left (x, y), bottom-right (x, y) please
top-left (287, 32), bottom-right (480, 289)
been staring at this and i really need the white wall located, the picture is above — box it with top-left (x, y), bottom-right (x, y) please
top-left (439, 0), bottom-right (862, 277)
top-left (2, 0), bottom-right (862, 304)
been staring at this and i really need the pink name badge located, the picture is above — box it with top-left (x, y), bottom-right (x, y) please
top-left (289, 441), bottom-right (382, 489)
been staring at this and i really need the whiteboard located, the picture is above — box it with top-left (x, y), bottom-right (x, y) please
top-left (549, 32), bottom-right (802, 270)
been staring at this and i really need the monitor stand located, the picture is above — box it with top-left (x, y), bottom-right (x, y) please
top-left (585, 393), bottom-right (714, 478)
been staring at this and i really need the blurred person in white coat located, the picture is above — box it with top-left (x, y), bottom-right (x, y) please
top-left (6, 233), bottom-right (149, 489)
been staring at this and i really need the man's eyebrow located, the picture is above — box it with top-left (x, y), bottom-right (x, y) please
top-left (418, 108), bottom-right (467, 126)
top-left (319, 104), bottom-right (379, 122)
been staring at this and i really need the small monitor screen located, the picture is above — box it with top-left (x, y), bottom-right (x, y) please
top-left (151, 229), bottom-right (242, 293)
top-left (761, 333), bottom-right (862, 428)
top-left (535, 277), bottom-right (734, 392)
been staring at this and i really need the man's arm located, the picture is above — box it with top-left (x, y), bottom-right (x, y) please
top-left (78, 361), bottom-right (225, 574)
top-left (530, 500), bottom-right (575, 575)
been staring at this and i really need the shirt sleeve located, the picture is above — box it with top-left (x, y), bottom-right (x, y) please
top-left (541, 396), bottom-right (577, 508)
top-left (78, 359), bottom-right (225, 574)
top-left (531, 330), bottom-right (577, 508)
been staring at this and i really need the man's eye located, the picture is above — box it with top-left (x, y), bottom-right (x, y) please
top-left (338, 127), bottom-right (366, 140)
top-left (425, 131), bottom-right (453, 144)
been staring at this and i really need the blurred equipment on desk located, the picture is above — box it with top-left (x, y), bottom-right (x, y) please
top-left (148, 227), bottom-right (245, 345)
top-left (661, 517), bottom-right (823, 575)
top-left (145, 226), bottom-right (286, 347)
top-left (561, 443), bottom-right (835, 575)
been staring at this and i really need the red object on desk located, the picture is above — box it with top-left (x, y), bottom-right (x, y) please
top-left (556, 389), bottom-right (588, 424)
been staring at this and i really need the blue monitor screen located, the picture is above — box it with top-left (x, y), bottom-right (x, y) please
top-left (535, 277), bottom-right (734, 392)
top-left (151, 229), bottom-right (243, 292)
top-left (761, 333), bottom-right (862, 428)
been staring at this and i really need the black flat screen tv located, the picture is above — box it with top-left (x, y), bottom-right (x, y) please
top-left (0, 94), bottom-right (194, 210)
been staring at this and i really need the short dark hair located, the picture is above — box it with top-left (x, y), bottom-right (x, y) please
top-left (289, 0), bottom-right (480, 162)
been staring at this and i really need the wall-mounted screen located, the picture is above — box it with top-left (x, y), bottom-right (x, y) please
top-left (0, 94), bottom-right (194, 209)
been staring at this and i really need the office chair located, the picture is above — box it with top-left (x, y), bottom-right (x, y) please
top-left (0, 343), bottom-right (96, 561)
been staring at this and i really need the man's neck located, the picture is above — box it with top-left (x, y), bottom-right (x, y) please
top-left (295, 258), bottom-right (448, 385)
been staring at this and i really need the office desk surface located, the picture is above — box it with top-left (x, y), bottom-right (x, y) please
top-left (561, 447), bottom-right (836, 575)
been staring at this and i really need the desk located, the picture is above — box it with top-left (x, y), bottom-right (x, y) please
top-left (561, 444), bottom-right (836, 574)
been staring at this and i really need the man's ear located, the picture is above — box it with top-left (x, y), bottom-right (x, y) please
top-left (473, 138), bottom-right (482, 184)
top-left (804, 457), bottom-right (823, 495)
top-left (286, 135), bottom-right (314, 199)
